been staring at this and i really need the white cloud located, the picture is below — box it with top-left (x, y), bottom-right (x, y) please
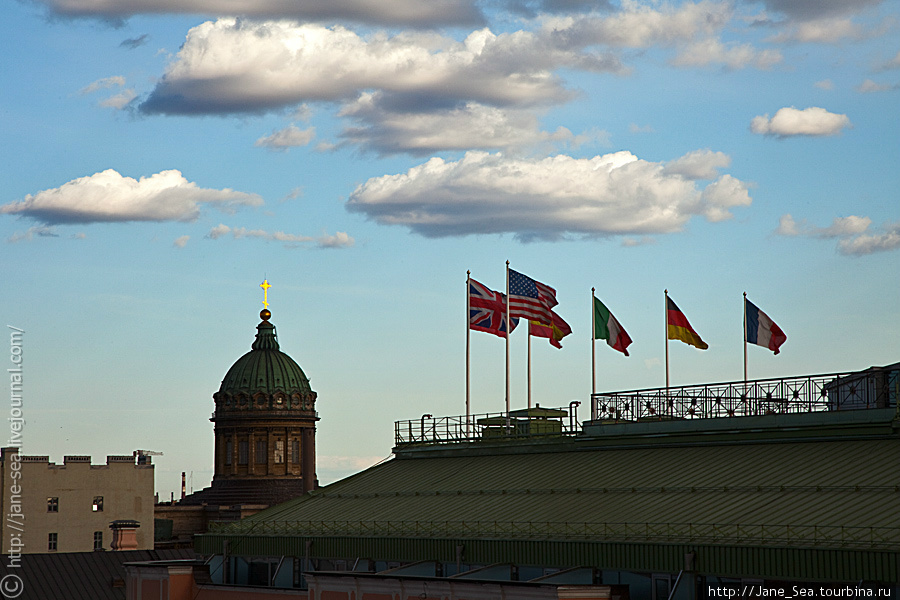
top-left (255, 125), bottom-right (316, 150)
top-left (777, 214), bottom-right (871, 238)
top-left (629, 123), bottom-right (655, 133)
top-left (778, 214), bottom-right (900, 256)
top-left (838, 222), bottom-right (900, 255)
top-left (663, 149), bottom-right (731, 180)
top-left (79, 76), bottom-right (126, 95)
top-left (99, 89), bottom-right (138, 109)
top-left (347, 150), bottom-right (751, 240)
top-left (338, 93), bottom-right (577, 155)
top-left (856, 79), bottom-right (897, 93)
top-left (814, 79), bottom-right (834, 90)
top-left (35, 0), bottom-right (483, 28)
top-left (767, 17), bottom-right (865, 44)
top-left (671, 38), bottom-right (782, 69)
top-left (141, 20), bottom-right (585, 115)
top-left (0, 169), bottom-right (262, 225)
top-left (173, 235), bottom-right (190, 248)
top-left (750, 106), bottom-right (851, 137)
top-left (207, 224), bottom-right (354, 249)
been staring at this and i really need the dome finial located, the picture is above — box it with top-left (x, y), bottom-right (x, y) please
top-left (260, 279), bottom-right (272, 309)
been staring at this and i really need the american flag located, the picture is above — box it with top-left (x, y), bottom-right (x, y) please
top-left (469, 278), bottom-right (518, 339)
top-left (508, 269), bottom-right (557, 325)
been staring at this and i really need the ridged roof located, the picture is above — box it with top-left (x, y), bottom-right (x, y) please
top-left (218, 317), bottom-right (311, 396)
top-left (214, 409), bottom-right (900, 549)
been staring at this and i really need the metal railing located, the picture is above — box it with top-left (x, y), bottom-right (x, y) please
top-left (207, 518), bottom-right (900, 550)
top-left (395, 407), bottom-right (580, 447)
top-left (592, 368), bottom-right (898, 422)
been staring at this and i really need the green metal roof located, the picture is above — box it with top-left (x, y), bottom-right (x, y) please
top-left (198, 409), bottom-right (900, 581)
top-left (217, 317), bottom-right (311, 396)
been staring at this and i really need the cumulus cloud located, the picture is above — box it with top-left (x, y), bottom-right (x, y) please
top-left (0, 169), bottom-right (262, 225)
top-left (750, 106), bottom-right (851, 137)
top-left (347, 149), bottom-right (751, 240)
top-left (141, 21), bottom-right (594, 116)
top-left (338, 93), bottom-right (577, 155)
top-left (671, 39), bottom-right (782, 69)
top-left (880, 51), bottom-right (900, 71)
top-left (767, 17), bottom-right (867, 43)
top-left (814, 79), bottom-right (834, 90)
top-left (663, 149), bottom-right (731, 180)
top-left (837, 222), bottom-right (900, 255)
top-left (207, 224), bottom-right (354, 249)
top-left (777, 214), bottom-right (871, 238)
top-left (255, 125), bottom-right (316, 150)
top-left (33, 0), bottom-right (484, 28)
top-left (173, 235), bottom-right (190, 248)
top-left (777, 213), bottom-right (899, 256)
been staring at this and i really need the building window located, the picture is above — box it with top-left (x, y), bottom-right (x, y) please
top-left (93, 531), bottom-right (103, 550)
top-left (47, 497), bottom-right (59, 512)
top-left (291, 440), bottom-right (300, 464)
top-left (255, 440), bottom-right (267, 464)
top-left (48, 533), bottom-right (58, 551)
top-left (238, 441), bottom-right (248, 465)
top-left (92, 496), bottom-right (103, 512)
top-left (274, 440), bottom-right (284, 464)
top-left (225, 440), bottom-right (233, 466)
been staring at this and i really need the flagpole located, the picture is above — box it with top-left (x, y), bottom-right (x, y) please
top-left (591, 287), bottom-right (597, 421)
top-left (466, 271), bottom-right (471, 436)
top-left (664, 289), bottom-right (670, 392)
top-left (505, 260), bottom-right (511, 425)
top-left (527, 325), bottom-right (532, 409)
top-left (743, 291), bottom-right (748, 384)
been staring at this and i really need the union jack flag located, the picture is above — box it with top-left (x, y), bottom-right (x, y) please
top-left (508, 269), bottom-right (558, 326)
top-left (469, 278), bottom-right (518, 338)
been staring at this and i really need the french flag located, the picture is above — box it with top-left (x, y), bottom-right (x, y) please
top-left (745, 298), bottom-right (787, 355)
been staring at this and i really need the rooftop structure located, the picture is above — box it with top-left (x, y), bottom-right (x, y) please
top-left (139, 362), bottom-right (900, 597)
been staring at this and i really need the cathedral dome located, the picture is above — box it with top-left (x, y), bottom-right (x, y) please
top-left (217, 312), bottom-right (311, 396)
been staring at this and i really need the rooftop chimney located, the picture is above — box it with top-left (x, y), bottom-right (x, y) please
top-left (109, 520), bottom-right (140, 551)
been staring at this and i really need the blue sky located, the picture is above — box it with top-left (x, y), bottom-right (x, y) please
top-left (2, 0), bottom-right (898, 497)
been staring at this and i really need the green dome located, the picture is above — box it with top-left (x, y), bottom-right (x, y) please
top-left (218, 318), bottom-right (311, 396)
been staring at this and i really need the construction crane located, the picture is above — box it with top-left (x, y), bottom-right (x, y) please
top-left (133, 449), bottom-right (163, 465)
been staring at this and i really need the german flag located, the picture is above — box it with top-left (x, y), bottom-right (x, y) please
top-left (667, 296), bottom-right (708, 350)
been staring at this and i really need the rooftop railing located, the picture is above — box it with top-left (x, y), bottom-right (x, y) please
top-left (591, 367), bottom-right (898, 422)
top-left (395, 366), bottom-right (898, 447)
top-left (395, 405), bottom-right (581, 447)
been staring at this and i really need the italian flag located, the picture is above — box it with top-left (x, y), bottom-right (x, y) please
top-left (593, 297), bottom-right (632, 356)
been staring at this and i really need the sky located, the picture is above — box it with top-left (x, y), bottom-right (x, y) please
top-left (1, 0), bottom-right (898, 498)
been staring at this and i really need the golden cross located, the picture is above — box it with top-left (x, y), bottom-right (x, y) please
top-left (260, 279), bottom-right (272, 308)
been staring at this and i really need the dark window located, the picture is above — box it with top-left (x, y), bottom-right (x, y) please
top-left (48, 533), bottom-right (58, 551)
top-left (255, 440), bottom-right (267, 464)
top-left (291, 440), bottom-right (300, 464)
top-left (47, 497), bottom-right (58, 512)
top-left (238, 441), bottom-right (248, 465)
top-left (93, 531), bottom-right (103, 550)
top-left (225, 440), bottom-right (233, 466)
top-left (92, 496), bottom-right (103, 512)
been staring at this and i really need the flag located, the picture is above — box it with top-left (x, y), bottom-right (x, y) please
top-left (469, 278), bottom-right (518, 338)
top-left (745, 298), bottom-right (787, 355)
top-left (593, 297), bottom-right (632, 356)
top-left (508, 269), bottom-right (557, 325)
top-left (666, 296), bottom-right (708, 350)
top-left (529, 309), bottom-right (572, 349)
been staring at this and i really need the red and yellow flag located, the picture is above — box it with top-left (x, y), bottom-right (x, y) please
top-left (666, 297), bottom-right (708, 350)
